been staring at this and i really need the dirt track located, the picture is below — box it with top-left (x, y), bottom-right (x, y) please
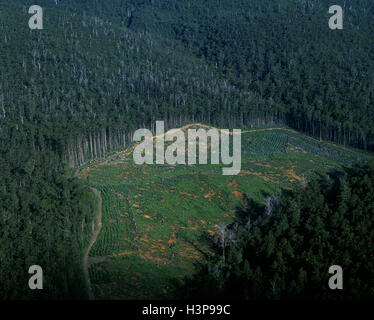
top-left (83, 187), bottom-right (102, 300)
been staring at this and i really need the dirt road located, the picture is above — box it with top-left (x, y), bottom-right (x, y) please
top-left (83, 187), bottom-right (102, 300)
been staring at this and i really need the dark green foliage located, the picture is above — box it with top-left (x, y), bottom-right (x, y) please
top-left (180, 165), bottom-right (374, 300)
top-left (0, 145), bottom-right (96, 299)
top-left (1, 0), bottom-right (374, 155)
top-left (0, 0), bottom-right (373, 299)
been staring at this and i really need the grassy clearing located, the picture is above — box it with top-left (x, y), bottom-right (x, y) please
top-left (80, 126), bottom-right (372, 299)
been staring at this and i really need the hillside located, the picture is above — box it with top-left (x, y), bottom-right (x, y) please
top-left (1, 0), bottom-right (374, 156)
top-left (0, 0), bottom-right (373, 300)
top-left (79, 124), bottom-right (372, 299)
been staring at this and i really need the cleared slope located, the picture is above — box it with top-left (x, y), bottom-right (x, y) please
top-left (79, 125), bottom-right (372, 299)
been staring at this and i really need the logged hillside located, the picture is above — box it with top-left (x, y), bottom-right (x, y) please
top-left (80, 125), bottom-right (372, 299)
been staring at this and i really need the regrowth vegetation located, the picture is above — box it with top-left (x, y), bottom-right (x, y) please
top-left (82, 127), bottom-right (373, 299)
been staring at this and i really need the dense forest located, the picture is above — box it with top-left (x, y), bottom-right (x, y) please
top-left (1, 0), bottom-right (374, 161)
top-left (179, 163), bottom-right (374, 300)
top-left (0, 0), bottom-right (373, 299)
top-left (0, 143), bottom-right (96, 299)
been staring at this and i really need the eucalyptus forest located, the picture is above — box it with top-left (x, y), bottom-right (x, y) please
top-left (0, 0), bottom-right (373, 300)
